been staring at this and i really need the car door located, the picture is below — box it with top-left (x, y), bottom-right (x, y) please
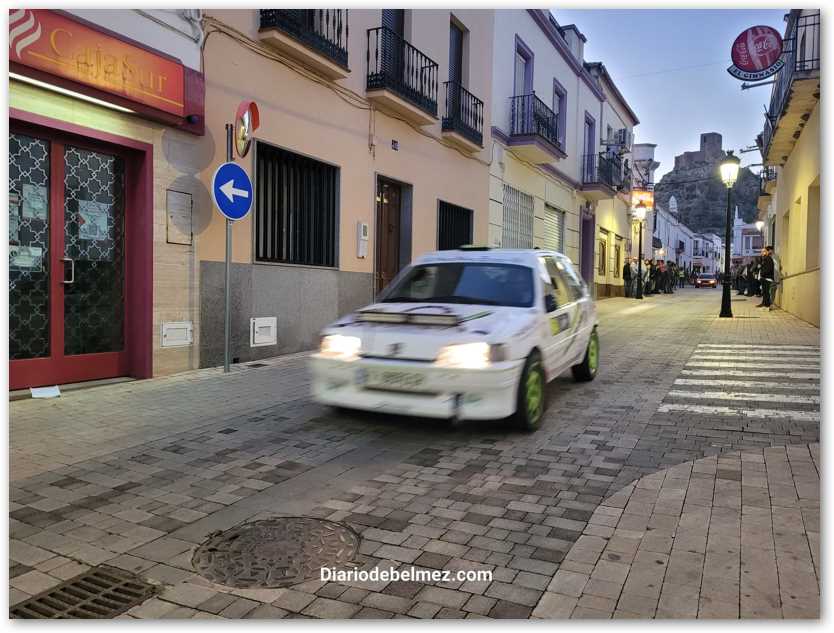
top-left (537, 255), bottom-right (574, 377)
top-left (555, 255), bottom-right (593, 361)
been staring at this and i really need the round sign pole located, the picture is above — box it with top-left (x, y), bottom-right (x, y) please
top-left (224, 123), bottom-right (233, 373)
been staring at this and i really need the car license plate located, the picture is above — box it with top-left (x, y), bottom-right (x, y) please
top-left (357, 368), bottom-right (426, 391)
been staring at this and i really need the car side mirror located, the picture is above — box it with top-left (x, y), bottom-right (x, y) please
top-left (544, 294), bottom-right (557, 313)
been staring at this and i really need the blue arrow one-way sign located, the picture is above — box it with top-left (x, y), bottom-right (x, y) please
top-left (211, 162), bottom-right (253, 221)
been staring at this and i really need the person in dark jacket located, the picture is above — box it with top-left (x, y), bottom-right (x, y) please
top-left (737, 264), bottom-right (748, 295)
top-left (758, 248), bottom-right (775, 307)
top-left (623, 258), bottom-right (632, 298)
top-left (745, 260), bottom-right (757, 297)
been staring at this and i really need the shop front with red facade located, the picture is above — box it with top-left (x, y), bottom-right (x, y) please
top-left (9, 9), bottom-right (204, 390)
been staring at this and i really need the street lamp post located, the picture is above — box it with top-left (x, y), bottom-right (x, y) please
top-left (719, 151), bottom-right (741, 318)
top-left (633, 201), bottom-right (647, 300)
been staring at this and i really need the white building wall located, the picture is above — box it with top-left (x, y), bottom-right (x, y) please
top-left (488, 9), bottom-right (601, 263)
top-left (67, 9), bottom-right (203, 70)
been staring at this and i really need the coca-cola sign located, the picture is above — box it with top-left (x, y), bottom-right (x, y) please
top-left (727, 25), bottom-right (784, 81)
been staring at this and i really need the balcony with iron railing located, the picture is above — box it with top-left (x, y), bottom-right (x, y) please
top-left (581, 152), bottom-right (624, 200)
top-left (366, 26), bottom-right (438, 125)
top-left (761, 10), bottom-right (820, 163)
top-left (259, 9), bottom-right (349, 79)
top-left (441, 81), bottom-right (484, 151)
top-left (505, 93), bottom-right (564, 164)
top-left (757, 165), bottom-right (778, 212)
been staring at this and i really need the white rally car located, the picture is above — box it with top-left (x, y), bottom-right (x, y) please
top-left (310, 248), bottom-right (599, 430)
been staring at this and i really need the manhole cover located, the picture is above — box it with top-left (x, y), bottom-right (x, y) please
top-left (192, 517), bottom-right (359, 588)
top-left (10, 565), bottom-right (157, 619)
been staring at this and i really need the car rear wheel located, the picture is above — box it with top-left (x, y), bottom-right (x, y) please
top-left (571, 328), bottom-right (599, 382)
top-left (514, 352), bottom-right (546, 432)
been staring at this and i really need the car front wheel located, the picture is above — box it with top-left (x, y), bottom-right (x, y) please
top-left (514, 352), bottom-right (546, 432)
top-left (571, 328), bottom-right (599, 382)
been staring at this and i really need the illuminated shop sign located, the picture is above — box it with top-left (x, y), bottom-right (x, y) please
top-left (9, 9), bottom-right (185, 116)
top-left (727, 25), bottom-right (784, 81)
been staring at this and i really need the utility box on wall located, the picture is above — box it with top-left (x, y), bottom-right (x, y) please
top-left (250, 317), bottom-right (277, 347)
top-left (357, 221), bottom-right (369, 258)
top-left (161, 321), bottom-right (193, 347)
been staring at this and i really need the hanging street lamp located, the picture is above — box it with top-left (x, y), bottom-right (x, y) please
top-left (719, 150), bottom-right (741, 318)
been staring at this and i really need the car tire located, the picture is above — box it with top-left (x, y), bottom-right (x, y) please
top-left (571, 328), bottom-right (599, 382)
top-left (514, 352), bottom-right (546, 432)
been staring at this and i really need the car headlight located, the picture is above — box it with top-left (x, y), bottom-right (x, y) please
top-left (319, 334), bottom-right (361, 361)
top-left (435, 342), bottom-right (506, 369)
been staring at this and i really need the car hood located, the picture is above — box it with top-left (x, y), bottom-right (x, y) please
top-left (326, 302), bottom-right (538, 361)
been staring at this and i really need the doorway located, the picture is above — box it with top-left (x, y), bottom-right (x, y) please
top-left (375, 176), bottom-right (403, 293)
top-left (9, 122), bottom-right (152, 390)
top-left (580, 210), bottom-right (596, 287)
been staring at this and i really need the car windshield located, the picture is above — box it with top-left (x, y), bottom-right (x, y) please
top-left (700, 274), bottom-right (715, 279)
top-left (381, 262), bottom-right (535, 308)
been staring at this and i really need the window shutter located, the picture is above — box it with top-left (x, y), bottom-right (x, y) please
top-left (544, 205), bottom-right (565, 253)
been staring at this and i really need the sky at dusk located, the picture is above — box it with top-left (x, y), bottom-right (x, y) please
top-left (554, 8), bottom-right (788, 178)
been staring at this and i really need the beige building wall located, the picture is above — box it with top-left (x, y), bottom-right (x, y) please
top-left (594, 197), bottom-right (630, 291)
top-left (10, 80), bottom-right (203, 377)
top-left (193, 9), bottom-right (494, 365)
top-left (198, 9), bottom-right (493, 270)
top-left (773, 103), bottom-right (819, 326)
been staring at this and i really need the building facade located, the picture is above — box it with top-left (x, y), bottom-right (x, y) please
top-left (8, 8), bottom-right (648, 390)
top-left (691, 233), bottom-right (723, 274)
top-left (756, 9), bottom-right (820, 326)
top-left (196, 9), bottom-right (494, 366)
top-left (653, 203), bottom-right (695, 271)
top-left (731, 207), bottom-right (764, 266)
top-left (488, 9), bottom-right (636, 298)
top-left (630, 142), bottom-right (658, 262)
top-left (9, 9), bottom-right (206, 390)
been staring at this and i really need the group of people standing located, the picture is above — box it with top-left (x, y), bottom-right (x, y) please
top-left (622, 259), bottom-right (685, 297)
top-left (733, 246), bottom-right (779, 309)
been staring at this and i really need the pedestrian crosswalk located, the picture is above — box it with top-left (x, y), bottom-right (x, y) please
top-left (658, 344), bottom-right (821, 423)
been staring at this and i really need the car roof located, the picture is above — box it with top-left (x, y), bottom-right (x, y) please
top-left (414, 248), bottom-right (568, 267)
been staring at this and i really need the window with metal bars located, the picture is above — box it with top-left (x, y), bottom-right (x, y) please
top-left (437, 200), bottom-right (473, 250)
top-left (255, 142), bottom-right (338, 267)
top-left (501, 184), bottom-right (533, 249)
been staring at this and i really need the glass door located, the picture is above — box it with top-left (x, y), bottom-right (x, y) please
top-left (9, 133), bottom-right (52, 362)
top-left (9, 130), bottom-right (128, 389)
top-left (62, 145), bottom-right (126, 356)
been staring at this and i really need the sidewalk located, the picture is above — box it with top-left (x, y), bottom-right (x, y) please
top-left (533, 443), bottom-right (820, 618)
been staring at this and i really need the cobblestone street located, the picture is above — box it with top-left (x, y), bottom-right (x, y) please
top-left (9, 289), bottom-right (820, 619)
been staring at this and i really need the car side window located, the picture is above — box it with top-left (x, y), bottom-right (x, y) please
top-left (537, 256), bottom-right (558, 313)
top-left (555, 257), bottom-right (586, 300)
top-left (544, 257), bottom-right (573, 307)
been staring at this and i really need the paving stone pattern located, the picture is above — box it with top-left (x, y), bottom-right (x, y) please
top-left (8, 290), bottom-right (820, 618)
top-left (533, 443), bottom-right (819, 618)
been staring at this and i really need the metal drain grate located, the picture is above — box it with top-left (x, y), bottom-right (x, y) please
top-left (10, 565), bottom-right (158, 619)
top-left (248, 362), bottom-right (268, 368)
